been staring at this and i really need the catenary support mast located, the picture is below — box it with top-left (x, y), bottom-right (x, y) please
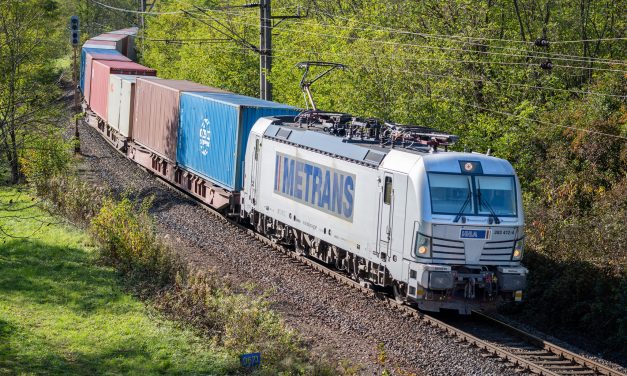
top-left (260, 0), bottom-right (272, 101)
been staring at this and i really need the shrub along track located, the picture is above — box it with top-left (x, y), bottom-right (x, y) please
top-left (76, 121), bottom-right (624, 375)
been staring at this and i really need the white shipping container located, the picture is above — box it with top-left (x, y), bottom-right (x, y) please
top-left (108, 75), bottom-right (158, 138)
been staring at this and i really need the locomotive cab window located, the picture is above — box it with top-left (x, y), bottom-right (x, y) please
top-left (428, 173), bottom-right (473, 215)
top-left (383, 176), bottom-right (392, 205)
top-left (254, 139), bottom-right (260, 160)
top-left (427, 172), bottom-right (517, 216)
top-left (475, 175), bottom-right (517, 216)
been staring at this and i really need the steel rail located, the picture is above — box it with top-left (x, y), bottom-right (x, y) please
top-left (247, 231), bottom-right (563, 375)
top-left (80, 121), bottom-right (626, 376)
top-left (471, 310), bottom-right (626, 376)
top-left (248, 229), bottom-right (625, 376)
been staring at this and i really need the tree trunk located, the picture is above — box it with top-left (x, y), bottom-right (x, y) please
top-left (8, 113), bottom-right (21, 184)
top-left (513, 0), bottom-right (527, 41)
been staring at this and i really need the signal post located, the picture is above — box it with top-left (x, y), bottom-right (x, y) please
top-left (70, 16), bottom-right (80, 153)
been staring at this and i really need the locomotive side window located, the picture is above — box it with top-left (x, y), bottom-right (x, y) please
top-left (383, 176), bottom-right (392, 205)
top-left (254, 139), bottom-right (260, 160)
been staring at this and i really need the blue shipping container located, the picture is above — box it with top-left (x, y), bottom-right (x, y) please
top-left (178, 92), bottom-right (300, 191)
top-left (79, 48), bottom-right (124, 93)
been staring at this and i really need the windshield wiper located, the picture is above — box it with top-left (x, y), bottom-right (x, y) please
top-left (453, 178), bottom-right (472, 223)
top-left (477, 180), bottom-right (501, 224)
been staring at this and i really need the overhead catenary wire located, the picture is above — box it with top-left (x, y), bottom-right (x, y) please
top-left (306, 7), bottom-right (627, 47)
top-left (196, 7), bottom-right (627, 66)
top-left (90, 2), bottom-right (627, 140)
top-left (91, 0), bottom-right (182, 14)
top-left (301, 6), bottom-right (627, 65)
top-left (429, 94), bottom-right (627, 140)
top-left (184, 10), bottom-right (627, 73)
top-left (91, 1), bottom-right (294, 15)
top-left (92, 0), bottom-right (625, 65)
top-left (550, 37), bottom-right (627, 44)
top-left (93, 0), bottom-right (626, 67)
top-left (154, 41), bottom-right (627, 106)
top-left (148, 37), bottom-right (624, 98)
top-left (143, 37), bottom-right (233, 44)
top-left (194, 44), bottom-right (627, 140)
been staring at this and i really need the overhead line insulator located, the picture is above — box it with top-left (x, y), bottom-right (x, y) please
top-left (540, 60), bottom-right (553, 70)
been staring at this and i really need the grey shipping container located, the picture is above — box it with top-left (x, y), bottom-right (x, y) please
top-left (108, 75), bottom-right (161, 138)
top-left (132, 79), bottom-right (229, 161)
top-left (177, 92), bottom-right (300, 191)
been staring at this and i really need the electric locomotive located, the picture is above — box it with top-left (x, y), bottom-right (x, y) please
top-left (241, 112), bottom-right (527, 314)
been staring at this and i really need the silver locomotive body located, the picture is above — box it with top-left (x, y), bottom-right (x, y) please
top-left (242, 117), bottom-right (527, 314)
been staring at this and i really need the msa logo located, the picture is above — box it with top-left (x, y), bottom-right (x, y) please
top-left (199, 118), bottom-right (211, 156)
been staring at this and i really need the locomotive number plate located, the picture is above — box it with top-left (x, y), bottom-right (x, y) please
top-left (460, 229), bottom-right (491, 239)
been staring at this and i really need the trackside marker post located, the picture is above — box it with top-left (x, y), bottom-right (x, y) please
top-left (240, 352), bottom-right (261, 368)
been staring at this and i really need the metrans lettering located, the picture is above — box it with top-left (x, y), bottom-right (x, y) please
top-left (274, 152), bottom-right (355, 222)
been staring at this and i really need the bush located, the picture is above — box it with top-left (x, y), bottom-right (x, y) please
top-left (156, 273), bottom-right (309, 372)
top-left (39, 175), bottom-right (105, 225)
top-left (90, 197), bottom-right (328, 374)
top-left (21, 131), bottom-right (74, 196)
top-left (21, 131), bottom-right (103, 225)
top-left (91, 196), bottom-right (175, 287)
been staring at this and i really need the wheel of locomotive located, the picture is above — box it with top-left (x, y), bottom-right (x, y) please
top-left (255, 215), bottom-right (265, 235)
top-left (295, 244), bottom-right (306, 256)
top-left (392, 283), bottom-right (407, 304)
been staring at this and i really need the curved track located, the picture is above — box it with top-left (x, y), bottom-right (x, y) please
top-left (246, 227), bottom-right (625, 376)
top-left (440, 311), bottom-right (625, 376)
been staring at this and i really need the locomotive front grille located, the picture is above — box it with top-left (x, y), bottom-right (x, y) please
top-left (432, 237), bottom-right (465, 262)
top-left (480, 240), bottom-right (515, 262)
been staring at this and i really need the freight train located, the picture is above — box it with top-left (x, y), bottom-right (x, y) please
top-left (80, 28), bottom-right (528, 314)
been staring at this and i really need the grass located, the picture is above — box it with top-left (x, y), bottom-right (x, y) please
top-left (0, 186), bottom-right (237, 375)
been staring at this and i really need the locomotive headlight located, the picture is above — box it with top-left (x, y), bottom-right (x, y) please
top-left (415, 233), bottom-right (432, 258)
top-left (512, 239), bottom-right (524, 260)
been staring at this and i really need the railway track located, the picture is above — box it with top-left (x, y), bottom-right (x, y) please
top-left (242, 227), bottom-right (625, 376)
top-left (83, 120), bottom-right (624, 376)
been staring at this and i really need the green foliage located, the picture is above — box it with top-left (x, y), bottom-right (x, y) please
top-left (156, 273), bottom-right (314, 374)
top-left (91, 196), bottom-right (176, 287)
top-left (21, 131), bottom-right (74, 195)
top-left (519, 76), bottom-right (626, 356)
top-left (0, 0), bottom-right (66, 184)
top-left (0, 187), bottom-right (237, 375)
top-left (58, 0), bottom-right (138, 40)
top-left (37, 174), bottom-right (105, 225)
top-left (90, 196), bottom-right (334, 374)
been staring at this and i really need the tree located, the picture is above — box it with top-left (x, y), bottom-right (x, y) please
top-left (0, 0), bottom-right (63, 184)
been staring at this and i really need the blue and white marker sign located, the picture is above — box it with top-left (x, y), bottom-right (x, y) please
top-left (240, 352), bottom-right (261, 368)
top-left (460, 229), bottom-right (491, 239)
top-left (274, 152), bottom-right (355, 222)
